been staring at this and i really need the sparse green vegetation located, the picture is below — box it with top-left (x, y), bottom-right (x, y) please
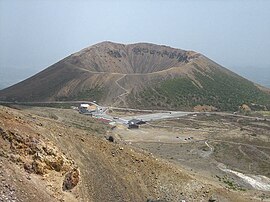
top-left (56, 87), bottom-right (105, 102)
top-left (216, 175), bottom-right (246, 191)
top-left (128, 69), bottom-right (270, 111)
top-left (73, 88), bottom-right (105, 101)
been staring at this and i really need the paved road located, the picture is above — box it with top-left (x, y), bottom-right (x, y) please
top-left (122, 111), bottom-right (193, 122)
top-left (93, 110), bottom-right (193, 125)
top-left (2, 100), bottom-right (268, 123)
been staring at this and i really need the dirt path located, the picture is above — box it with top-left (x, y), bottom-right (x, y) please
top-left (112, 74), bottom-right (130, 107)
top-left (238, 145), bottom-right (251, 160)
top-left (67, 61), bottom-right (189, 76)
top-left (203, 140), bottom-right (214, 157)
top-left (211, 139), bottom-right (270, 150)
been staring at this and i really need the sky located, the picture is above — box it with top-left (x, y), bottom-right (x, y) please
top-left (0, 0), bottom-right (270, 88)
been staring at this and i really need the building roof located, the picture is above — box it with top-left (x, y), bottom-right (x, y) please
top-left (80, 104), bottom-right (90, 108)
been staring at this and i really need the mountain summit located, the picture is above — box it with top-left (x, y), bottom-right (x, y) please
top-left (0, 41), bottom-right (269, 111)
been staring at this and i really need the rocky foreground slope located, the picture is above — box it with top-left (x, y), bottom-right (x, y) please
top-left (0, 105), bottom-right (256, 202)
top-left (0, 42), bottom-right (269, 111)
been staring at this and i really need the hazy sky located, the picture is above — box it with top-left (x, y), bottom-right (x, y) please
top-left (0, 0), bottom-right (270, 87)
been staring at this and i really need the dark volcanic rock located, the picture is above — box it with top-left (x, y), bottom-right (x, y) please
top-left (62, 168), bottom-right (80, 191)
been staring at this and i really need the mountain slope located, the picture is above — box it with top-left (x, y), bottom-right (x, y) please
top-left (0, 41), bottom-right (269, 111)
top-left (0, 105), bottom-right (253, 202)
top-left (127, 64), bottom-right (270, 111)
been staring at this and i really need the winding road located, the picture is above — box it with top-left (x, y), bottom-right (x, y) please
top-left (113, 74), bottom-right (130, 107)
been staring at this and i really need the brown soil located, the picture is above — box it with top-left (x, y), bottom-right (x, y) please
top-left (0, 105), bottom-right (258, 201)
top-left (113, 113), bottom-right (270, 201)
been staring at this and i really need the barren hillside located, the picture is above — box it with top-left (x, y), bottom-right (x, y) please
top-left (0, 105), bottom-right (259, 201)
